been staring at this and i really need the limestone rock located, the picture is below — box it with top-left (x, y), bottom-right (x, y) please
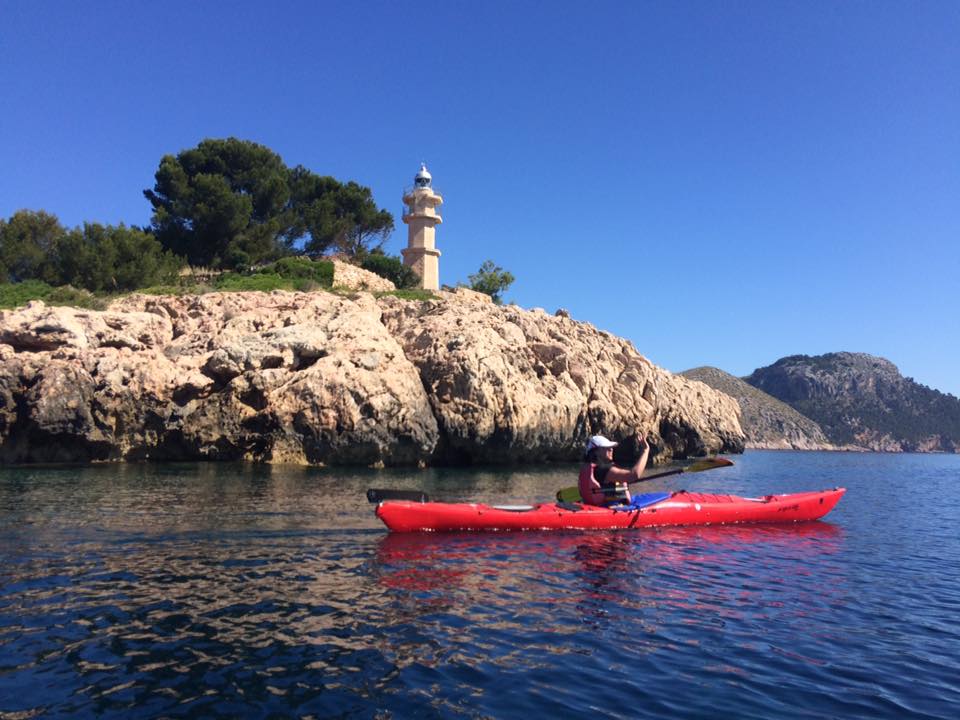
top-left (378, 296), bottom-right (744, 464)
top-left (0, 291), bottom-right (745, 466)
top-left (0, 294), bottom-right (436, 465)
top-left (0, 300), bottom-right (172, 352)
top-left (438, 287), bottom-right (493, 305)
top-left (330, 259), bottom-right (395, 292)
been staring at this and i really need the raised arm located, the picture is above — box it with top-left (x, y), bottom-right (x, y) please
top-left (630, 434), bottom-right (650, 479)
top-left (604, 434), bottom-right (650, 484)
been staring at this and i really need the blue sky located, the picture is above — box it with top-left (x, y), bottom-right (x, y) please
top-left (2, 1), bottom-right (958, 395)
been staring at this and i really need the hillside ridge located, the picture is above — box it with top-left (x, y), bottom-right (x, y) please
top-left (681, 366), bottom-right (835, 450)
top-left (744, 352), bottom-right (960, 452)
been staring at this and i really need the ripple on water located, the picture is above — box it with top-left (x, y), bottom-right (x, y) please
top-left (2, 453), bottom-right (960, 718)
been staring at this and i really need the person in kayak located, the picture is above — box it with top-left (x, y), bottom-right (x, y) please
top-left (578, 434), bottom-right (650, 506)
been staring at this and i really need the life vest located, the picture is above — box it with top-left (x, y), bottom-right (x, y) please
top-left (578, 463), bottom-right (622, 506)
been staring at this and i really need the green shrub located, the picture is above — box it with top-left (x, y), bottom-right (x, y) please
top-left (3, 211), bottom-right (185, 294)
top-left (215, 272), bottom-right (288, 292)
top-left (44, 285), bottom-right (105, 309)
top-left (467, 260), bottom-right (515, 304)
top-left (360, 252), bottom-right (419, 289)
top-left (0, 279), bottom-right (53, 308)
top-left (262, 256), bottom-right (334, 287)
top-left (50, 223), bottom-right (183, 292)
top-left (177, 257), bottom-right (334, 294)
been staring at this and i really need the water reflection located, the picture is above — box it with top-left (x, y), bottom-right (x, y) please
top-left (373, 523), bottom-right (845, 627)
top-left (375, 523), bottom-right (843, 585)
top-left (363, 522), bottom-right (853, 716)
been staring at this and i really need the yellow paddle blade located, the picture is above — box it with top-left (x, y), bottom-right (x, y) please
top-left (556, 486), bottom-right (582, 503)
top-left (685, 457), bottom-right (735, 473)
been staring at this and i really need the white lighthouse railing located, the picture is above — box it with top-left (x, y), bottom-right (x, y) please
top-left (401, 206), bottom-right (444, 221)
top-left (403, 185), bottom-right (443, 198)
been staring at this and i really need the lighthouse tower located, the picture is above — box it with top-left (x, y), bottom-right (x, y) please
top-left (401, 163), bottom-right (443, 291)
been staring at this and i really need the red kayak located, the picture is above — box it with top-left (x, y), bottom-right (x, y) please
top-left (374, 488), bottom-right (846, 533)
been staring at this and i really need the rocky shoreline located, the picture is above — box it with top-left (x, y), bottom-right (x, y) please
top-left (0, 285), bottom-right (745, 467)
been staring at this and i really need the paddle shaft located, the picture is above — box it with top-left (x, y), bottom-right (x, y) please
top-left (371, 459), bottom-right (734, 504)
top-left (556, 457), bottom-right (733, 503)
top-left (590, 467), bottom-right (687, 497)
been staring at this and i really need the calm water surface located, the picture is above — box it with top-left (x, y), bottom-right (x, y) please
top-left (1, 451), bottom-right (959, 718)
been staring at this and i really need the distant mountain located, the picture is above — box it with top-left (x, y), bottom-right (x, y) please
top-left (744, 352), bottom-right (960, 453)
top-left (681, 367), bottom-right (835, 450)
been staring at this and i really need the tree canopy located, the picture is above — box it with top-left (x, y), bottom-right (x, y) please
top-left (144, 138), bottom-right (294, 268)
top-left (468, 260), bottom-right (515, 304)
top-left (54, 223), bottom-right (183, 292)
top-left (144, 138), bottom-right (394, 269)
top-left (0, 210), bottom-right (63, 284)
top-left (0, 210), bottom-right (181, 291)
top-left (2, 138), bottom-right (398, 303)
top-left (290, 168), bottom-right (394, 257)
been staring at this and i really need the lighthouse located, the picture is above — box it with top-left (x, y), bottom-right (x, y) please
top-left (401, 163), bottom-right (443, 291)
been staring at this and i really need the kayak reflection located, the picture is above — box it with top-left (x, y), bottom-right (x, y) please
top-left (372, 522), bottom-right (850, 652)
top-left (569, 523), bottom-right (846, 630)
top-left (371, 523), bottom-right (848, 669)
top-left (373, 521), bottom-right (844, 596)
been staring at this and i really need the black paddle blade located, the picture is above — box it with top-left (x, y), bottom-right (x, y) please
top-left (366, 488), bottom-right (430, 504)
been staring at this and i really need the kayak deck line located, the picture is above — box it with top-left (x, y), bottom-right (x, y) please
top-left (374, 488), bottom-right (846, 533)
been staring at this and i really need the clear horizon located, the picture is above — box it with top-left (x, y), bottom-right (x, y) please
top-left (2, 1), bottom-right (957, 395)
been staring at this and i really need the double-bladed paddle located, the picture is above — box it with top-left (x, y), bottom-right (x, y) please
top-left (367, 457), bottom-right (733, 505)
top-left (555, 457), bottom-right (734, 503)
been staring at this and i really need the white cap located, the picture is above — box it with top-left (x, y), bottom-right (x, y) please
top-left (585, 435), bottom-right (618, 453)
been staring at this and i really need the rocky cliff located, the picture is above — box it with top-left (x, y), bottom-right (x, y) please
top-left (680, 367), bottom-right (835, 450)
top-left (0, 289), bottom-right (745, 466)
top-left (745, 352), bottom-right (960, 452)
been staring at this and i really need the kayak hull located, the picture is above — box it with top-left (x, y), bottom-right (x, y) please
top-left (375, 488), bottom-right (846, 532)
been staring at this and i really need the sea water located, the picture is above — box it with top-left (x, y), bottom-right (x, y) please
top-left (1, 451), bottom-right (958, 718)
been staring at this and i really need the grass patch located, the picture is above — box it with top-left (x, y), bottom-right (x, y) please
top-left (376, 288), bottom-right (438, 301)
top-left (0, 257), bottom-right (338, 310)
top-left (138, 282), bottom-right (214, 296)
top-left (212, 258), bottom-right (334, 293)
